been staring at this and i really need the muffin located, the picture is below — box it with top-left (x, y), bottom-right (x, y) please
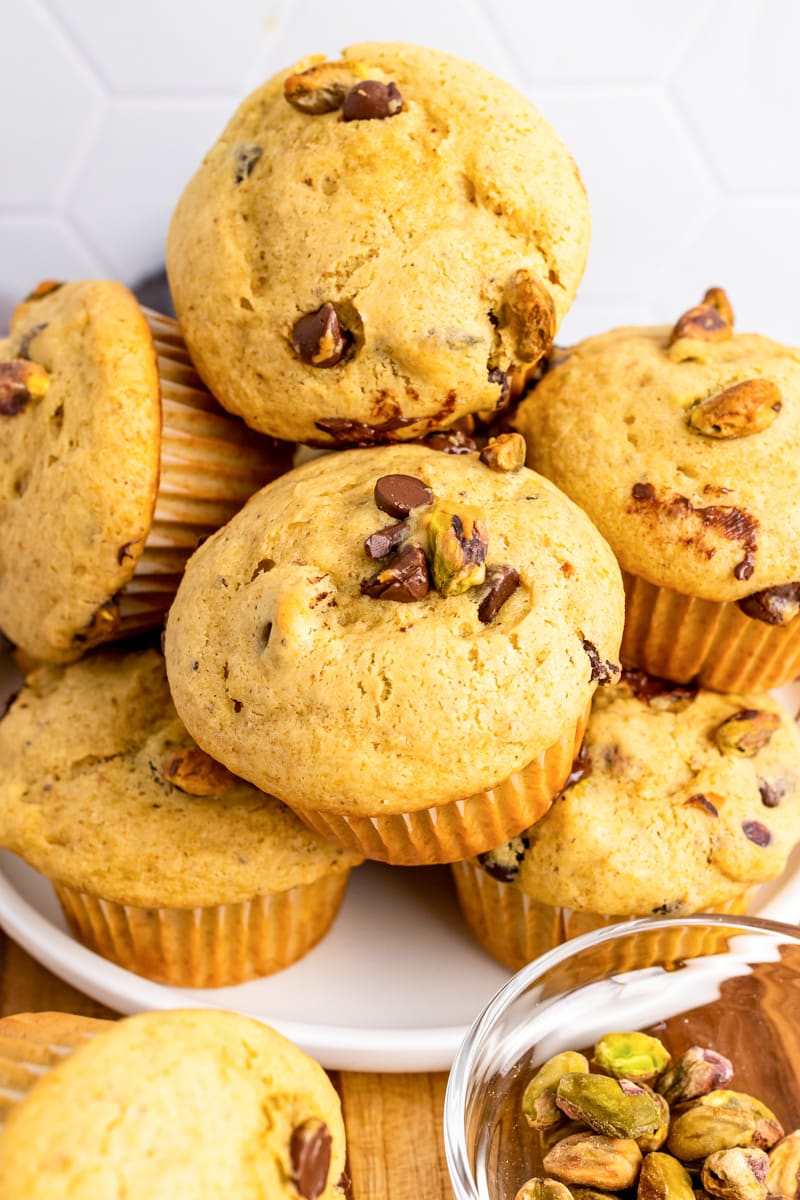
top-left (165, 441), bottom-right (624, 866)
top-left (0, 647), bottom-right (361, 986)
top-left (0, 279), bottom-right (293, 663)
top-left (0, 1012), bottom-right (112, 1126)
top-left (0, 1009), bottom-right (347, 1199)
top-left (167, 41), bottom-right (590, 445)
top-left (514, 288), bottom-right (800, 691)
top-left (452, 671), bottom-right (800, 971)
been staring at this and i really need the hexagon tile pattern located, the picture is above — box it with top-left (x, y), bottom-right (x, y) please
top-left (0, 0), bottom-right (797, 341)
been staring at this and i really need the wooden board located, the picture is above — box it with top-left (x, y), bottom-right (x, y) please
top-left (0, 929), bottom-right (453, 1199)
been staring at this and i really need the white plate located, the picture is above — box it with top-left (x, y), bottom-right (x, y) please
top-left (1, 652), bottom-right (799, 1072)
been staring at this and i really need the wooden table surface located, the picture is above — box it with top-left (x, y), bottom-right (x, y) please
top-left (0, 928), bottom-right (454, 1199)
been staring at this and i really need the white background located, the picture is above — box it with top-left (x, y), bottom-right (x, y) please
top-left (1, 0), bottom-right (798, 344)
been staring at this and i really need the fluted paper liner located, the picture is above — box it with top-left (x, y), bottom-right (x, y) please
top-left (112, 309), bottom-right (292, 641)
top-left (292, 700), bottom-right (591, 867)
top-left (622, 571), bottom-right (800, 692)
top-left (450, 859), bottom-right (757, 973)
top-left (53, 872), bottom-right (350, 988)
top-left (0, 1012), bottom-right (110, 1126)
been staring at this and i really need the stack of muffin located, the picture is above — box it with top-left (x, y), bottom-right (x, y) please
top-left (1, 41), bottom-right (799, 992)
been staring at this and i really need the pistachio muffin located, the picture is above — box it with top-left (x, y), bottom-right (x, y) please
top-left (165, 441), bottom-right (623, 865)
top-left (452, 671), bottom-right (800, 971)
top-left (0, 1009), bottom-right (346, 1199)
top-left (0, 279), bottom-right (293, 663)
top-left (0, 648), bottom-right (361, 986)
top-left (514, 288), bottom-right (800, 690)
top-left (167, 42), bottom-right (590, 445)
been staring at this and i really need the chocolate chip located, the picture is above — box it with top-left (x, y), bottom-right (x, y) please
top-left (342, 80), bottom-right (403, 122)
top-left (17, 322), bottom-right (48, 360)
top-left (313, 415), bottom-right (417, 446)
top-left (759, 779), bottom-right (785, 808)
top-left (738, 582), bottom-right (800, 626)
top-left (477, 565), bottom-right (519, 623)
top-left (233, 143), bottom-right (263, 183)
top-left (620, 668), bottom-right (699, 707)
top-left (743, 820), bottom-right (772, 847)
top-left (360, 542), bottom-right (430, 602)
top-left (652, 901), bottom-right (684, 915)
top-left (478, 834), bottom-right (530, 883)
top-left (117, 542), bottom-right (137, 565)
top-left (563, 741), bottom-right (592, 791)
top-left (0, 360), bottom-right (45, 416)
top-left (487, 366), bottom-right (510, 409)
top-left (685, 793), bottom-right (719, 817)
top-left (373, 474), bottom-right (433, 518)
top-left (292, 304), bottom-right (349, 368)
top-left (421, 430), bottom-right (477, 454)
top-left (582, 639), bottom-right (621, 685)
top-left (632, 482), bottom-right (656, 502)
top-left (290, 1119), bottom-right (332, 1200)
top-left (364, 519), bottom-right (409, 559)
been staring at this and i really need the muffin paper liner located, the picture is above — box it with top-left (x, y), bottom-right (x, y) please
top-left (0, 1013), bottom-right (110, 1126)
top-left (53, 871), bottom-right (350, 988)
top-left (621, 571), bottom-right (800, 692)
top-left (111, 309), bottom-right (292, 640)
top-left (291, 700), bottom-right (591, 867)
top-left (450, 859), bottom-right (757, 973)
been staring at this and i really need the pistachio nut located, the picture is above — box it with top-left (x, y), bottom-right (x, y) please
top-left (479, 432), bottom-right (527, 472)
top-left (701, 1148), bottom-right (769, 1200)
top-left (425, 503), bottom-right (489, 596)
top-left (667, 1105), bottom-right (756, 1162)
top-left (638, 1151), bottom-right (695, 1200)
top-left (557, 1073), bottom-right (663, 1140)
top-left (284, 58), bottom-right (367, 113)
top-left (0, 358), bottom-right (49, 416)
top-left (636, 1091), bottom-right (671, 1153)
top-left (571, 1190), bottom-right (617, 1200)
top-left (669, 304), bottom-right (732, 346)
top-left (714, 710), bottom-right (781, 758)
top-left (767, 1129), bottom-right (800, 1198)
top-left (594, 1032), bottom-right (671, 1083)
top-left (540, 1119), bottom-right (589, 1156)
top-left (522, 1053), bottom-right (590, 1130)
top-left (695, 1092), bottom-right (783, 1152)
top-left (657, 1048), bottom-right (734, 1106)
top-left (501, 268), bottom-right (557, 363)
top-left (515, 1178), bottom-right (575, 1200)
top-left (162, 746), bottom-right (236, 796)
top-left (702, 288), bottom-right (735, 327)
top-left (688, 380), bottom-right (782, 440)
top-left (543, 1133), bottom-right (643, 1190)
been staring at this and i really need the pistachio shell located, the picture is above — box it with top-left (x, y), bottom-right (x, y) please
top-left (557, 1073), bottom-right (663, 1140)
top-left (543, 1133), bottom-right (643, 1190)
top-left (702, 1148), bottom-right (769, 1200)
top-left (594, 1033), bottom-right (671, 1083)
top-left (638, 1151), bottom-right (696, 1200)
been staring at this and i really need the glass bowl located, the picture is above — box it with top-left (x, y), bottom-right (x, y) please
top-left (444, 914), bottom-right (800, 1200)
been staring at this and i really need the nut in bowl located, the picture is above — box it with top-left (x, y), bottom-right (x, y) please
top-left (444, 915), bottom-right (800, 1200)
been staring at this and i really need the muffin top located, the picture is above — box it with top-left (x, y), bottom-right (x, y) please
top-left (0, 1012), bottom-right (112, 1127)
top-left (514, 292), bottom-right (800, 604)
top-left (0, 1009), bottom-right (346, 1200)
top-left (167, 41), bottom-right (590, 444)
top-left (165, 443), bottom-right (624, 814)
top-left (0, 280), bottom-right (161, 662)
top-left (478, 672), bottom-right (800, 914)
top-left (0, 648), bottom-right (361, 907)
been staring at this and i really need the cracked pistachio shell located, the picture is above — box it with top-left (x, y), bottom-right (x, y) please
top-left (638, 1152), bottom-right (695, 1200)
top-left (594, 1033), bottom-right (671, 1084)
top-left (702, 1148), bottom-right (769, 1200)
top-left (767, 1130), bottom-right (800, 1199)
top-left (543, 1133), bottom-right (643, 1190)
top-left (667, 1105), bottom-right (757, 1162)
top-left (515, 1179), bottom-right (574, 1200)
top-left (523, 1054), bottom-right (590, 1128)
top-left (657, 1049), bottom-right (734, 1106)
top-left (557, 1073), bottom-right (663, 1140)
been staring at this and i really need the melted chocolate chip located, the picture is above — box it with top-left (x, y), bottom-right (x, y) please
top-left (342, 80), bottom-right (403, 121)
top-left (477, 565), bottom-right (519, 623)
top-left (17, 322), bottom-right (48, 360)
top-left (685, 793), bottom-right (719, 817)
top-left (743, 820), bottom-right (772, 847)
top-left (478, 834), bottom-right (530, 883)
top-left (631, 482), bottom-right (656, 502)
top-left (364, 519), bottom-right (409, 559)
top-left (233, 143), bottom-right (263, 183)
top-left (652, 901), bottom-right (684, 915)
top-left (360, 542), bottom-right (430, 602)
top-left (562, 741), bottom-right (592, 792)
top-left (487, 366), bottom-right (511, 409)
top-left (582, 639), bottom-right (621, 685)
top-left (290, 1119), bottom-right (333, 1200)
top-left (421, 429), bottom-right (477, 454)
top-left (620, 668), bottom-right (699, 706)
top-left (313, 415), bottom-right (417, 446)
top-left (629, 483), bottom-right (759, 582)
top-left (0, 367), bottom-right (34, 415)
top-left (758, 779), bottom-right (785, 808)
top-left (292, 303), bottom-right (349, 368)
top-left (738, 582), bottom-right (800, 626)
top-left (374, 474), bottom-right (433, 518)
top-left (117, 542), bottom-right (137, 565)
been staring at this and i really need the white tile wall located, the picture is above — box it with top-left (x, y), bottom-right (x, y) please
top-left (1, 0), bottom-right (798, 344)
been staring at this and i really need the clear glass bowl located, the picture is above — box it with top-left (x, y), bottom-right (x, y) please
top-left (444, 914), bottom-right (800, 1200)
